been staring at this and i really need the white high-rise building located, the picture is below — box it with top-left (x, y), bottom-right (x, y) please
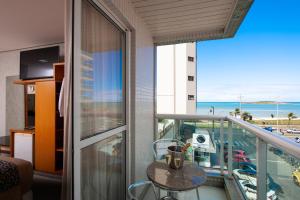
top-left (157, 42), bottom-right (196, 114)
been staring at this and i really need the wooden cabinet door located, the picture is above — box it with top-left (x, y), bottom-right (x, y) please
top-left (35, 81), bottom-right (55, 173)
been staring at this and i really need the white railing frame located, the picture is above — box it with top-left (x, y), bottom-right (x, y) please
top-left (227, 116), bottom-right (300, 159)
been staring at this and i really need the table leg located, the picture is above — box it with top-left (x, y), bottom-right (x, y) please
top-left (167, 191), bottom-right (178, 200)
top-left (158, 188), bottom-right (160, 199)
top-left (196, 188), bottom-right (200, 200)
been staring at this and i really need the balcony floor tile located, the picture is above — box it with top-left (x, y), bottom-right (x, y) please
top-left (159, 186), bottom-right (227, 200)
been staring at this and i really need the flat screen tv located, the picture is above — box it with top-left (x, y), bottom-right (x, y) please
top-left (20, 46), bottom-right (59, 80)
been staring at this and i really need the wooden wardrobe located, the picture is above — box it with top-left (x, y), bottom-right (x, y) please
top-left (35, 63), bottom-right (64, 173)
top-left (14, 63), bottom-right (64, 173)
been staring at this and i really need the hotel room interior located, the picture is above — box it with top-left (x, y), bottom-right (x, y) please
top-left (0, 1), bottom-right (65, 199)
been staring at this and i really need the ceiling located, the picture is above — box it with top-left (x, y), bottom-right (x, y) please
top-left (131, 0), bottom-right (253, 45)
top-left (0, 0), bottom-right (64, 52)
top-left (0, 0), bottom-right (252, 51)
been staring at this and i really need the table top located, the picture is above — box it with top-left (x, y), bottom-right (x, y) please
top-left (0, 136), bottom-right (10, 146)
top-left (147, 161), bottom-right (207, 191)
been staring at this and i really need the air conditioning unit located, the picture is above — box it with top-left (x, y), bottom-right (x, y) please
top-left (192, 132), bottom-right (210, 149)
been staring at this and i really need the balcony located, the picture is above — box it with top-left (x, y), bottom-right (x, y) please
top-left (147, 114), bottom-right (300, 200)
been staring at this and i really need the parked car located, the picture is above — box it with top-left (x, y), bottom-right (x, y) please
top-left (287, 129), bottom-right (300, 134)
top-left (233, 169), bottom-right (257, 183)
top-left (294, 137), bottom-right (300, 143)
top-left (292, 130), bottom-right (300, 134)
top-left (292, 168), bottom-right (300, 186)
top-left (267, 175), bottom-right (284, 194)
top-left (239, 162), bottom-right (256, 171)
top-left (287, 129), bottom-right (293, 133)
top-left (238, 180), bottom-right (277, 200)
top-left (269, 146), bottom-right (283, 156)
top-left (263, 126), bottom-right (273, 132)
top-left (225, 154), bottom-right (251, 163)
top-left (224, 150), bottom-right (246, 156)
top-left (234, 168), bottom-right (282, 194)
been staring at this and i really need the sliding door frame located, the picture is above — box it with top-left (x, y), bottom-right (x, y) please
top-left (72, 0), bottom-right (132, 199)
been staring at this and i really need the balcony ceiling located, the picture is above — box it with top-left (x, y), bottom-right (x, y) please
top-left (0, 0), bottom-right (64, 52)
top-left (132, 0), bottom-right (253, 45)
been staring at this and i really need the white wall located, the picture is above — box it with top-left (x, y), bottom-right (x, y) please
top-left (6, 75), bottom-right (24, 137)
top-left (134, 28), bottom-right (154, 181)
top-left (157, 45), bottom-right (174, 114)
top-left (175, 43), bottom-right (187, 114)
top-left (0, 44), bottom-right (64, 137)
top-left (157, 42), bottom-right (196, 115)
top-left (0, 51), bottom-right (20, 137)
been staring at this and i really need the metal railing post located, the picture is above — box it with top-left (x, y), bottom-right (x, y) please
top-left (256, 138), bottom-right (267, 200)
top-left (220, 119), bottom-right (225, 175)
top-left (155, 117), bottom-right (158, 139)
top-left (227, 121), bottom-right (233, 178)
top-left (174, 119), bottom-right (180, 139)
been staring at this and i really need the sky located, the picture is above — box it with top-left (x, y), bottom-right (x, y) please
top-left (196, 0), bottom-right (300, 102)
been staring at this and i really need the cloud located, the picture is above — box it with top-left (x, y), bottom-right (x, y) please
top-left (197, 83), bottom-right (300, 102)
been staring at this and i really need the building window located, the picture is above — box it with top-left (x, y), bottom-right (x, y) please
top-left (188, 56), bottom-right (194, 62)
top-left (188, 95), bottom-right (195, 100)
top-left (188, 76), bottom-right (194, 81)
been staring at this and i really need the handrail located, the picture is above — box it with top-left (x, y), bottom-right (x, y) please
top-left (156, 114), bottom-right (226, 121)
top-left (226, 116), bottom-right (300, 159)
top-left (156, 114), bottom-right (300, 159)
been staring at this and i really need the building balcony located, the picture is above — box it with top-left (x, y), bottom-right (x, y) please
top-left (142, 114), bottom-right (300, 200)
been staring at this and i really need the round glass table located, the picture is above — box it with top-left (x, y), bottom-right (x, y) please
top-left (147, 161), bottom-right (207, 200)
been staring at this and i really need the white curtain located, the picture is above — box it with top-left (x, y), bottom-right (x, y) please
top-left (61, 0), bottom-right (73, 199)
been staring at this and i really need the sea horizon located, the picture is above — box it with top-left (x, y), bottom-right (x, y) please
top-left (196, 102), bottom-right (300, 118)
top-left (197, 101), bottom-right (300, 103)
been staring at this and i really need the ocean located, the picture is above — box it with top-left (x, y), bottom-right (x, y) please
top-left (196, 102), bottom-right (300, 119)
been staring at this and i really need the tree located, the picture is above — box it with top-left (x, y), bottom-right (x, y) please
top-left (288, 113), bottom-right (297, 127)
top-left (234, 108), bottom-right (240, 117)
top-left (271, 114), bottom-right (274, 119)
top-left (241, 112), bottom-right (253, 121)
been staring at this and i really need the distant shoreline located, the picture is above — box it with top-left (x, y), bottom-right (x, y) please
top-left (196, 101), bottom-right (300, 104)
top-left (196, 101), bottom-right (300, 119)
top-left (243, 101), bottom-right (287, 105)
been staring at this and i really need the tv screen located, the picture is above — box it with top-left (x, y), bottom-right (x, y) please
top-left (20, 46), bottom-right (59, 80)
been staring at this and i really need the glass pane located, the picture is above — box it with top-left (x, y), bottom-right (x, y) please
top-left (232, 125), bottom-right (257, 200)
top-left (80, 0), bottom-right (125, 139)
top-left (81, 132), bottom-right (126, 200)
top-left (267, 144), bottom-right (300, 200)
top-left (156, 118), bottom-right (226, 171)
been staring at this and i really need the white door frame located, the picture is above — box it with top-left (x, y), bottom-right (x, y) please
top-left (72, 0), bottom-right (132, 199)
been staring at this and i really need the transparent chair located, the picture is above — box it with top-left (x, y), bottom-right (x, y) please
top-left (128, 180), bottom-right (177, 200)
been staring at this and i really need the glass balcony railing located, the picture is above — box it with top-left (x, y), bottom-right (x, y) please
top-left (267, 145), bottom-right (300, 199)
top-left (156, 114), bottom-right (300, 200)
top-left (156, 117), bottom-right (228, 172)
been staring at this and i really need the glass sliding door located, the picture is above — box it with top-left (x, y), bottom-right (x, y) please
top-left (81, 132), bottom-right (126, 200)
top-left (73, 0), bottom-right (127, 199)
top-left (80, 0), bottom-right (125, 139)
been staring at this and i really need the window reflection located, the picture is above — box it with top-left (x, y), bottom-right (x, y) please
top-left (81, 132), bottom-right (125, 200)
top-left (80, 0), bottom-right (126, 139)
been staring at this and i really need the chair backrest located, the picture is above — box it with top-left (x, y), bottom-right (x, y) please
top-left (128, 180), bottom-right (158, 200)
top-left (152, 139), bottom-right (186, 160)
